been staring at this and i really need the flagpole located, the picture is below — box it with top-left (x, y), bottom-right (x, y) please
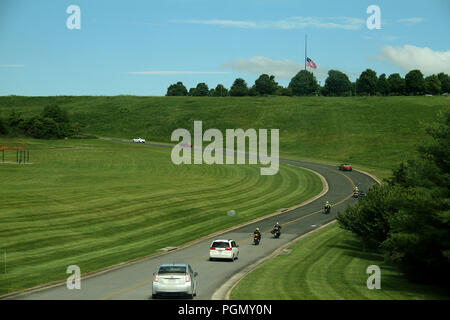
top-left (304, 34), bottom-right (307, 70)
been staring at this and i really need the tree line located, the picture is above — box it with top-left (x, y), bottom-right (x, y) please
top-left (0, 105), bottom-right (79, 139)
top-left (166, 69), bottom-right (450, 97)
top-left (337, 111), bottom-right (450, 285)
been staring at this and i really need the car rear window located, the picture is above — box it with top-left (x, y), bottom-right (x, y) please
top-left (212, 241), bottom-right (230, 248)
top-left (158, 266), bottom-right (187, 274)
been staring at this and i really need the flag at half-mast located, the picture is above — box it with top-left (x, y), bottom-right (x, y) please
top-left (306, 57), bottom-right (317, 69)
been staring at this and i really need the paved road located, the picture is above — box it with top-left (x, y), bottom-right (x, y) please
top-left (7, 141), bottom-right (376, 300)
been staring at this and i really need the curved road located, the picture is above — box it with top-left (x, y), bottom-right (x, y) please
top-left (7, 142), bottom-right (376, 300)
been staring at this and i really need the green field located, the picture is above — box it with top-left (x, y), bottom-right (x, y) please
top-left (1, 95), bottom-right (449, 178)
top-left (0, 138), bottom-right (322, 295)
top-left (230, 223), bottom-right (449, 300)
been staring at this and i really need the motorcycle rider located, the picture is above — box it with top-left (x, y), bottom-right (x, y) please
top-left (254, 227), bottom-right (261, 241)
top-left (272, 221), bottom-right (281, 234)
top-left (272, 221), bottom-right (281, 235)
top-left (324, 201), bottom-right (331, 214)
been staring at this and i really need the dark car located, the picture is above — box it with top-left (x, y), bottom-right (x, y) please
top-left (339, 164), bottom-right (352, 171)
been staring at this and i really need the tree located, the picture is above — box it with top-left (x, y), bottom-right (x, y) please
top-left (193, 83), bottom-right (209, 96)
top-left (323, 70), bottom-right (352, 96)
top-left (377, 73), bottom-right (390, 96)
top-left (356, 69), bottom-right (378, 96)
top-left (387, 73), bottom-right (405, 95)
top-left (42, 104), bottom-right (69, 124)
top-left (213, 84), bottom-right (228, 97)
top-left (337, 184), bottom-right (408, 250)
top-left (339, 111), bottom-right (450, 284)
top-left (280, 87), bottom-right (292, 96)
top-left (405, 69), bottom-right (425, 95)
top-left (24, 116), bottom-right (62, 139)
top-left (424, 75), bottom-right (442, 95)
top-left (188, 88), bottom-right (196, 96)
top-left (248, 85), bottom-right (259, 96)
top-left (8, 109), bottom-right (24, 128)
top-left (437, 73), bottom-right (450, 94)
top-left (254, 74), bottom-right (278, 95)
top-left (288, 70), bottom-right (318, 96)
top-left (166, 81), bottom-right (188, 96)
top-left (0, 118), bottom-right (8, 135)
top-left (229, 78), bottom-right (248, 96)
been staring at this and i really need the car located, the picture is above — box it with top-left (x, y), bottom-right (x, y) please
top-left (132, 137), bottom-right (146, 143)
top-left (152, 264), bottom-right (198, 299)
top-left (209, 239), bottom-right (239, 261)
top-left (339, 164), bottom-right (352, 171)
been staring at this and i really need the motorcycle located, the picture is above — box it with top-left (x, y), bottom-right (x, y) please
top-left (253, 233), bottom-right (261, 245)
top-left (353, 190), bottom-right (359, 198)
top-left (323, 205), bottom-right (331, 214)
top-left (271, 228), bottom-right (281, 238)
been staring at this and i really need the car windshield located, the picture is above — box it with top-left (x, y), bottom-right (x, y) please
top-left (211, 241), bottom-right (230, 248)
top-left (158, 265), bottom-right (187, 274)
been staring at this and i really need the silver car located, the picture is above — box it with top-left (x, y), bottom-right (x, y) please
top-left (152, 264), bottom-right (198, 299)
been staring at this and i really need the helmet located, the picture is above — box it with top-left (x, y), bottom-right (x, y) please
top-left (276, 221), bottom-right (279, 225)
top-left (256, 228), bottom-right (260, 231)
top-left (326, 201), bottom-right (329, 204)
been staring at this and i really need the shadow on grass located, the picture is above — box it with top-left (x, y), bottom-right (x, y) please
top-left (327, 239), bottom-right (384, 262)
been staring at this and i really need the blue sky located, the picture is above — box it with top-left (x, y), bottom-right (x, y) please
top-left (0, 0), bottom-right (449, 96)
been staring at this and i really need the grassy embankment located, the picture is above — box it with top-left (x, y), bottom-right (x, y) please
top-left (1, 95), bottom-right (449, 178)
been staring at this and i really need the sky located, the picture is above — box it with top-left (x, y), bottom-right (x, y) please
top-left (0, 0), bottom-right (449, 96)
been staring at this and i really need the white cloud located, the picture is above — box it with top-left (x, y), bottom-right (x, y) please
top-left (174, 16), bottom-right (365, 30)
top-left (125, 71), bottom-right (230, 75)
top-left (222, 56), bottom-right (329, 79)
top-left (379, 45), bottom-right (450, 75)
top-left (398, 17), bottom-right (424, 26)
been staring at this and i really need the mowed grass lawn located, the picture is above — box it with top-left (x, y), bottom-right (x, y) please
top-left (0, 138), bottom-right (322, 296)
top-left (230, 223), bottom-right (449, 300)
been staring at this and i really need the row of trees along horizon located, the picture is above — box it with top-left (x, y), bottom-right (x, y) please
top-left (167, 69), bottom-right (450, 97)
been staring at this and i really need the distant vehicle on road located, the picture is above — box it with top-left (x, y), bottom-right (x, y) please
top-left (339, 164), bottom-right (352, 171)
top-left (209, 239), bottom-right (239, 261)
top-left (132, 137), bottom-right (146, 143)
top-left (152, 264), bottom-right (198, 299)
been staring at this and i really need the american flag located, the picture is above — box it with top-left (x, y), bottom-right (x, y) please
top-left (306, 57), bottom-right (317, 69)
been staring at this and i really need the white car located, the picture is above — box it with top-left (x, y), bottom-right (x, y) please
top-left (152, 264), bottom-right (198, 299)
top-left (132, 137), bottom-right (146, 143)
top-left (209, 239), bottom-right (239, 261)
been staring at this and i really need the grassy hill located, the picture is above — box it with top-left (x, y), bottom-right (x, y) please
top-left (1, 95), bottom-right (449, 178)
